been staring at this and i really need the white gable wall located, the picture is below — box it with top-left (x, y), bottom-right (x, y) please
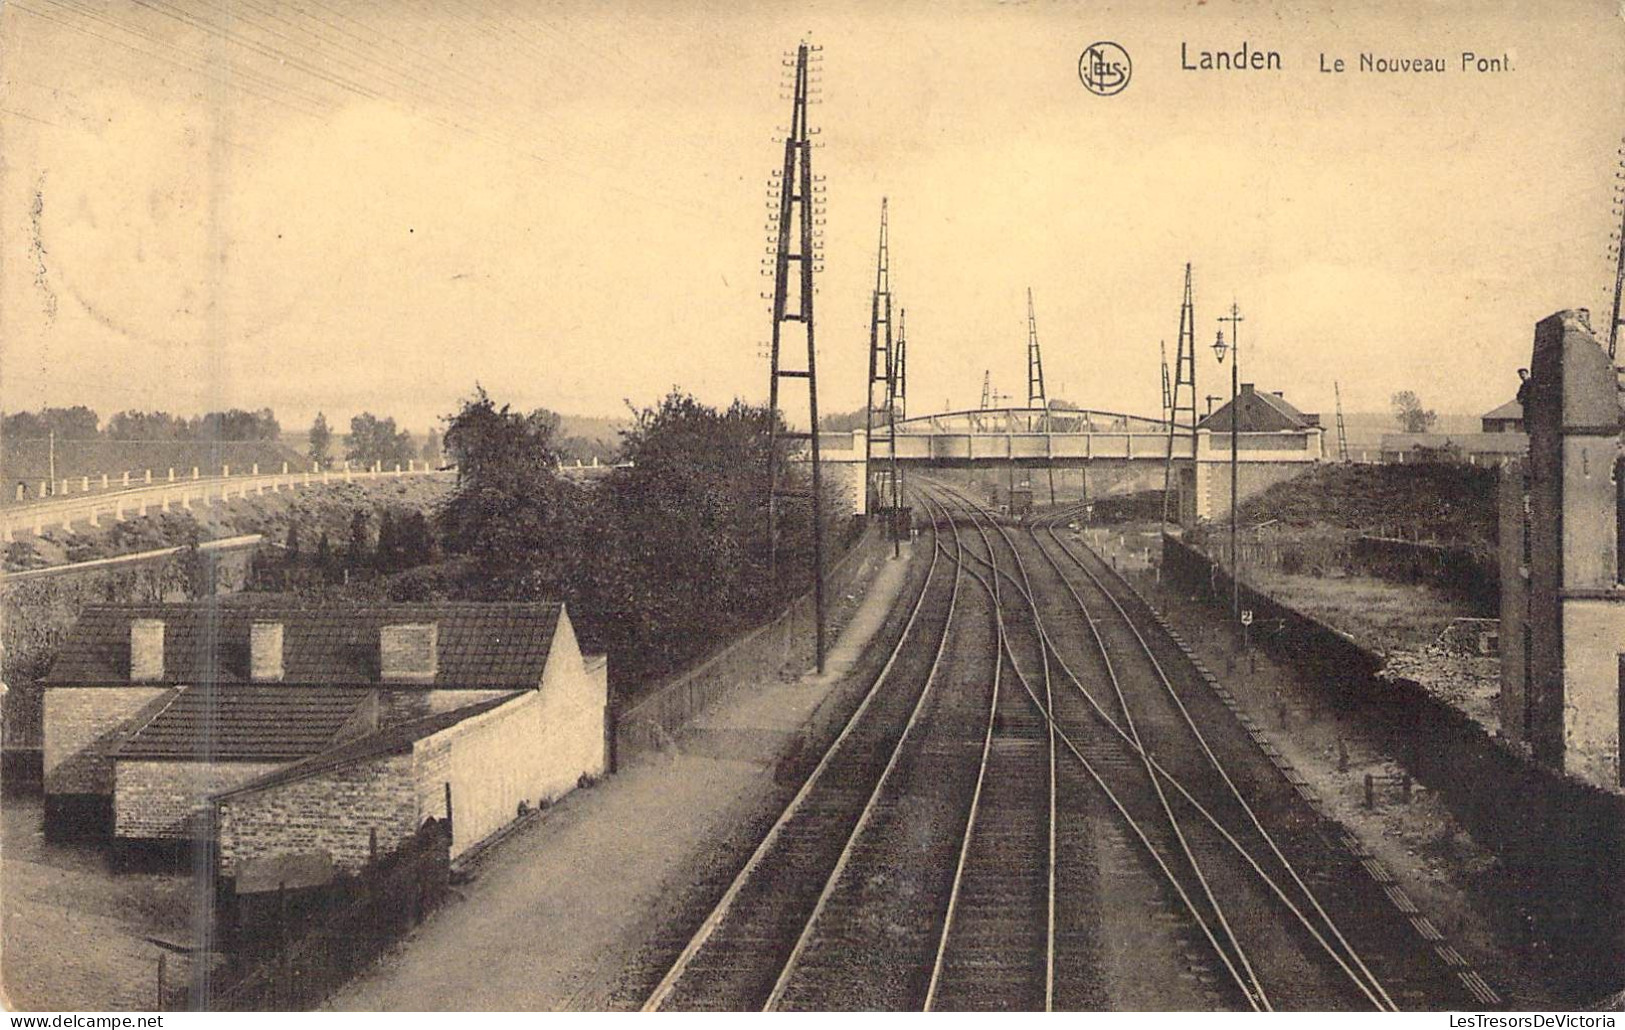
top-left (410, 607), bottom-right (609, 860)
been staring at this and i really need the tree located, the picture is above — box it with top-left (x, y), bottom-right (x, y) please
top-left (346, 509), bottom-right (372, 571)
top-left (196, 408), bottom-right (281, 441)
top-left (308, 412), bottom-right (333, 466)
top-left (315, 532), bottom-right (334, 582)
top-left (421, 428), bottom-right (441, 466)
top-left (437, 387), bottom-right (577, 596)
top-left (2, 406), bottom-right (99, 439)
top-left (345, 412), bottom-right (415, 469)
top-left (106, 410), bottom-right (187, 440)
top-left (1391, 391), bottom-right (1438, 433)
top-left (573, 390), bottom-right (826, 680)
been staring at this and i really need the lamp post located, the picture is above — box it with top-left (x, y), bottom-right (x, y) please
top-left (1212, 301), bottom-right (1244, 650)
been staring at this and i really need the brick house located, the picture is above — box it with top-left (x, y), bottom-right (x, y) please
top-left (41, 601), bottom-right (609, 854)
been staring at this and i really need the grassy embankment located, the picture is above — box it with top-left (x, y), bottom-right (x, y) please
top-left (1189, 462), bottom-right (1502, 731)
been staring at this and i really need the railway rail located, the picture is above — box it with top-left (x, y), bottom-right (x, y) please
top-left (920, 479), bottom-right (1478, 1010)
top-left (639, 475), bottom-right (1481, 1011)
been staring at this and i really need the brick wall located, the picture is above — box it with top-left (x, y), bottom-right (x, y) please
top-left (114, 759), bottom-right (284, 839)
top-left (215, 752), bottom-right (418, 877)
top-left (43, 687), bottom-right (173, 796)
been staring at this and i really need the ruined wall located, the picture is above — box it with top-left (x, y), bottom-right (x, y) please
top-left (1498, 458), bottom-right (1530, 743)
top-left (1522, 309), bottom-right (1624, 787)
top-left (1563, 601), bottom-right (1624, 789)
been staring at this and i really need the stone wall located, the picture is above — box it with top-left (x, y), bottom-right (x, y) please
top-left (114, 759), bottom-right (284, 840)
top-left (42, 686), bottom-right (172, 795)
top-left (215, 752), bottom-right (418, 877)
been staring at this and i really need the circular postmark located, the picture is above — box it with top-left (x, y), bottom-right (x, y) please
top-left (1079, 41), bottom-right (1132, 96)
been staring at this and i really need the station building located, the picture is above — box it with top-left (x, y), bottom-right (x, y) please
top-left (1499, 309), bottom-right (1625, 790)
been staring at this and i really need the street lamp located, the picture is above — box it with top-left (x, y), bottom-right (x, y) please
top-left (1212, 302), bottom-right (1244, 651)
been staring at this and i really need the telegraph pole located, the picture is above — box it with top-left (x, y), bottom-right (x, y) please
top-left (1026, 288), bottom-right (1055, 506)
top-left (1025, 288), bottom-right (1048, 427)
top-left (1334, 381), bottom-right (1351, 463)
top-left (1163, 265), bottom-right (1198, 527)
top-left (1214, 301), bottom-right (1245, 650)
top-left (1611, 136), bottom-right (1625, 359)
top-left (892, 308), bottom-right (908, 554)
top-left (864, 199), bottom-right (896, 522)
top-left (764, 41), bottom-right (828, 672)
top-left (894, 310), bottom-right (908, 424)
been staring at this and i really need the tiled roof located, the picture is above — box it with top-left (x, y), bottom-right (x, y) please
top-left (213, 692), bottom-right (523, 800)
top-left (1481, 399), bottom-right (1523, 421)
top-left (1198, 388), bottom-right (1317, 432)
top-left (115, 686), bottom-right (371, 761)
top-left (43, 601), bottom-right (562, 690)
top-left (115, 685), bottom-right (372, 757)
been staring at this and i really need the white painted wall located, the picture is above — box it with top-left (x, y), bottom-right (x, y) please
top-left (410, 607), bottom-right (609, 859)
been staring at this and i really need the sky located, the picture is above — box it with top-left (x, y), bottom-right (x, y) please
top-left (2, 0), bottom-right (1623, 435)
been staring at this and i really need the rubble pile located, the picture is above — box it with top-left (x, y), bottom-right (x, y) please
top-left (1377, 645), bottom-right (1501, 736)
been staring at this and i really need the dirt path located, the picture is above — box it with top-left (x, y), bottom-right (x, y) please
top-left (1, 798), bottom-right (199, 1011)
top-left (328, 544), bottom-right (918, 1011)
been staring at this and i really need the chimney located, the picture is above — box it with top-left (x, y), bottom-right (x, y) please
top-left (1271, 390), bottom-right (1285, 398)
top-left (1241, 383), bottom-right (1256, 395)
top-left (130, 619), bottom-right (165, 682)
top-left (380, 623), bottom-right (438, 682)
top-left (250, 622), bottom-right (285, 682)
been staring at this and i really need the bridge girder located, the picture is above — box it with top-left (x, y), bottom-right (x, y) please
top-left (894, 406), bottom-right (1171, 437)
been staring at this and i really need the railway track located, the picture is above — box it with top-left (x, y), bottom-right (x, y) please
top-left (920, 479), bottom-right (1478, 1010)
top-left (1028, 509), bottom-right (1482, 1008)
top-left (642, 500), bottom-right (989, 1010)
top-left (641, 474), bottom-right (1480, 1010)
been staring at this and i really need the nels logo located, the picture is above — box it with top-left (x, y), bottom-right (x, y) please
top-left (1079, 41), bottom-right (1132, 96)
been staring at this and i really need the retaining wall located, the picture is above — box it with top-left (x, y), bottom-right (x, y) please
top-left (1164, 532), bottom-right (1625, 1000)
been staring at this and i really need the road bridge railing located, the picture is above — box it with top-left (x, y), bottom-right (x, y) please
top-left (1, 463), bottom-right (453, 542)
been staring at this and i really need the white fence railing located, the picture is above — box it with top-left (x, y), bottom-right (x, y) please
top-left (1, 465), bottom-right (452, 542)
